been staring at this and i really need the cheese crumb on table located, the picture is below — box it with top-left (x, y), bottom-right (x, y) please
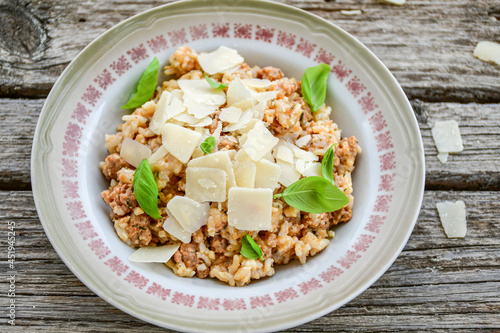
top-left (340, 9), bottom-right (362, 16)
top-left (436, 201), bottom-right (467, 238)
top-left (431, 120), bottom-right (463, 163)
top-left (473, 41), bottom-right (500, 66)
top-left (382, 0), bottom-right (406, 5)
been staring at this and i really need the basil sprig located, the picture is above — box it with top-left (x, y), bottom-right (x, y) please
top-left (240, 234), bottom-right (264, 261)
top-left (301, 63), bottom-right (331, 112)
top-left (321, 143), bottom-right (337, 184)
top-left (274, 143), bottom-right (348, 213)
top-left (204, 73), bottom-right (228, 89)
top-left (200, 136), bottom-right (216, 154)
top-left (122, 57), bottom-right (160, 109)
top-left (274, 176), bottom-right (348, 214)
top-left (132, 159), bottom-right (162, 219)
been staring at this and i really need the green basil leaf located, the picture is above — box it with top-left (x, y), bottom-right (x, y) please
top-left (321, 143), bottom-right (337, 184)
top-left (204, 73), bottom-right (228, 89)
top-left (240, 234), bottom-right (264, 261)
top-left (200, 136), bottom-right (216, 154)
top-left (132, 159), bottom-right (162, 219)
top-left (301, 63), bottom-right (331, 112)
top-left (122, 57), bottom-right (160, 109)
top-left (274, 176), bottom-right (348, 214)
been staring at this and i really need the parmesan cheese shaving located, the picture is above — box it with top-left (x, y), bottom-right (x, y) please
top-left (227, 187), bottom-right (273, 231)
top-left (241, 78), bottom-right (272, 88)
top-left (382, 0), bottom-right (406, 5)
top-left (437, 152), bottom-right (449, 164)
top-left (163, 216), bottom-right (192, 243)
top-left (120, 138), bottom-right (152, 168)
top-left (295, 135), bottom-right (311, 147)
top-left (128, 243), bottom-right (180, 262)
top-left (188, 150), bottom-right (236, 190)
top-left (234, 161), bottom-right (256, 188)
top-left (149, 91), bottom-right (171, 134)
top-left (340, 9), bottom-right (362, 16)
top-left (431, 120), bottom-right (463, 153)
top-left (186, 167), bottom-right (227, 202)
top-left (167, 196), bottom-right (210, 233)
top-left (161, 123), bottom-right (201, 163)
top-left (227, 78), bottom-right (254, 107)
top-left (276, 159), bottom-right (301, 186)
top-left (148, 145), bottom-right (168, 165)
top-left (243, 121), bottom-right (279, 161)
top-left (164, 97), bottom-right (186, 120)
top-left (219, 106), bottom-right (242, 123)
top-left (436, 201), bottom-right (467, 238)
top-left (254, 159), bottom-right (281, 189)
top-left (473, 41), bottom-right (500, 65)
top-left (197, 46), bottom-right (244, 75)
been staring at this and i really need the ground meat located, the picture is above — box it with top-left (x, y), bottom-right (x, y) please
top-left (173, 243), bottom-right (199, 269)
top-left (218, 136), bottom-right (239, 150)
top-left (303, 120), bottom-right (340, 155)
top-left (101, 154), bottom-right (129, 180)
top-left (257, 66), bottom-right (284, 81)
top-left (210, 236), bottom-right (228, 254)
top-left (126, 213), bottom-right (153, 247)
top-left (101, 182), bottom-right (136, 217)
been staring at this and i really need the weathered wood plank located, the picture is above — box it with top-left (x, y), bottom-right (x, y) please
top-left (1, 190), bottom-right (498, 331)
top-left (0, 0), bottom-right (499, 102)
top-left (2, 99), bottom-right (499, 190)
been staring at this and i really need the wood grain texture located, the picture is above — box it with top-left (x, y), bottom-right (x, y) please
top-left (0, 190), bottom-right (499, 331)
top-left (0, 0), bottom-right (499, 102)
top-left (1, 99), bottom-right (498, 190)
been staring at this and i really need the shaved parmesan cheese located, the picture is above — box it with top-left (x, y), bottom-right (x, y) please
top-left (120, 138), bottom-right (152, 168)
top-left (188, 150), bottom-right (236, 190)
top-left (173, 112), bottom-right (200, 124)
top-left (167, 196), bottom-right (209, 233)
top-left (227, 187), bottom-right (273, 231)
top-left (276, 160), bottom-right (301, 186)
top-left (149, 91), bottom-right (171, 134)
top-left (383, 0), bottom-right (405, 5)
top-left (243, 121), bottom-right (279, 161)
top-left (296, 135), bottom-right (311, 147)
top-left (227, 78), bottom-right (254, 106)
top-left (292, 146), bottom-right (319, 162)
top-left (241, 78), bottom-right (272, 88)
top-left (234, 161), bottom-right (256, 188)
top-left (234, 148), bottom-right (251, 162)
top-left (191, 117), bottom-right (213, 127)
top-left (161, 123), bottom-right (202, 163)
top-left (340, 9), bottom-right (362, 16)
top-left (295, 159), bottom-right (306, 173)
top-left (148, 145), bottom-right (168, 165)
top-left (437, 152), bottom-right (449, 164)
top-left (276, 146), bottom-right (294, 164)
top-left (238, 133), bottom-right (248, 146)
top-left (226, 149), bottom-right (237, 160)
top-left (197, 46), bottom-right (244, 75)
top-left (252, 101), bottom-right (267, 120)
top-left (178, 79), bottom-right (226, 118)
top-left (436, 201), bottom-right (467, 238)
top-left (432, 120), bottom-right (463, 153)
top-left (231, 98), bottom-right (255, 111)
top-left (254, 159), bottom-right (281, 189)
top-left (301, 161), bottom-right (322, 177)
top-left (237, 119), bottom-right (260, 135)
top-left (220, 106), bottom-right (242, 123)
top-left (163, 216), bottom-right (191, 243)
top-left (170, 89), bottom-right (183, 101)
top-left (122, 114), bottom-right (147, 123)
top-left (129, 243), bottom-right (180, 263)
top-left (191, 147), bottom-right (204, 159)
top-left (473, 41), bottom-right (500, 65)
top-left (253, 91), bottom-right (277, 102)
top-left (186, 167), bottom-right (227, 202)
top-left (224, 109), bottom-right (253, 132)
top-left (164, 97), bottom-right (186, 120)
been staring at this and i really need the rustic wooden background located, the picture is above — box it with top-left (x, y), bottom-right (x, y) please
top-left (1, 0), bottom-right (499, 331)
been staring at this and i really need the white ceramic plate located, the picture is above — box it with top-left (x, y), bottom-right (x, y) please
top-left (31, 1), bottom-right (425, 332)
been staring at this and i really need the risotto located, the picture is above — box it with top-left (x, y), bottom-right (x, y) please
top-left (100, 46), bottom-right (361, 286)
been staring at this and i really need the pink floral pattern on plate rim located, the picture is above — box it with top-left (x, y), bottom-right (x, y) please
top-left (60, 22), bottom-right (396, 311)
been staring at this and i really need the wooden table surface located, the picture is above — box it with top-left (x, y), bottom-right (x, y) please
top-left (1, 0), bottom-right (499, 331)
